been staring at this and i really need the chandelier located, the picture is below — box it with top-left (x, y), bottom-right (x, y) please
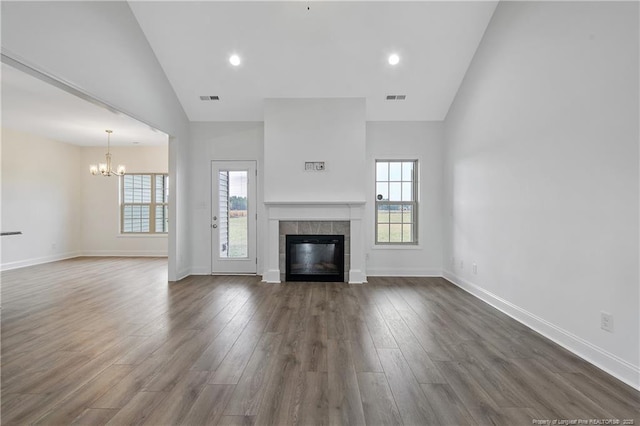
top-left (89, 130), bottom-right (125, 176)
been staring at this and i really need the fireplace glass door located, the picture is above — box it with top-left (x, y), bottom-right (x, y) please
top-left (286, 235), bottom-right (344, 282)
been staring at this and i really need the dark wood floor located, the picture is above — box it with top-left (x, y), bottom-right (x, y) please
top-left (1, 257), bottom-right (638, 425)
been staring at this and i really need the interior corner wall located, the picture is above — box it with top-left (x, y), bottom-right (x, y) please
top-left (1, 128), bottom-right (82, 269)
top-left (189, 122), bottom-right (265, 275)
top-left (443, 1), bottom-right (639, 388)
top-left (80, 146), bottom-right (168, 257)
top-left (1, 1), bottom-right (191, 280)
top-left (366, 122), bottom-right (444, 276)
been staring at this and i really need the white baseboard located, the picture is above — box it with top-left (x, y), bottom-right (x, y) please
top-left (189, 266), bottom-right (211, 276)
top-left (81, 250), bottom-right (168, 257)
top-left (367, 267), bottom-right (442, 277)
top-left (1, 251), bottom-right (81, 271)
top-left (443, 270), bottom-right (640, 391)
top-left (348, 268), bottom-right (368, 284)
top-left (262, 269), bottom-right (281, 283)
top-left (175, 267), bottom-right (192, 281)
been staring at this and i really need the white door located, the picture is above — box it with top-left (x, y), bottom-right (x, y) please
top-left (211, 161), bottom-right (257, 274)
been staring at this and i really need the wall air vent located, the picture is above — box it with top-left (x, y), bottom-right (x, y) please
top-left (200, 95), bottom-right (220, 101)
top-left (386, 95), bottom-right (406, 101)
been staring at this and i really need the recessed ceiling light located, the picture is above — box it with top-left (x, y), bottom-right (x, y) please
top-left (229, 54), bottom-right (241, 66)
top-left (388, 54), bottom-right (400, 66)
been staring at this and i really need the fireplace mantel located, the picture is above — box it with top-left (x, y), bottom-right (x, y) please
top-left (262, 201), bottom-right (367, 284)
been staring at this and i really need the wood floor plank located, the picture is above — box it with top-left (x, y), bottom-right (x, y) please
top-left (254, 353), bottom-right (302, 425)
top-left (327, 339), bottom-right (367, 426)
top-left (33, 364), bottom-right (134, 425)
top-left (180, 384), bottom-right (236, 426)
top-left (91, 355), bottom-right (167, 409)
top-left (434, 360), bottom-right (510, 425)
top-left (70, 408), bottom-right (119, 425)
top-left (300, 313), bottom-right (328, 372)
top-left (103, 391), bottom-right (168, 425)
top-left (3, 259), bottom-right (638, 425)
top-left (346, 317), bottom-right (383, 373)
top-left (223, 333), bottom-right (283, 416)
top-left (209, 320), bottom-right (266, 384)
top-left (378, 348), bottom-right (439, 425)
top-left (420, 383), bottom-right (477, 426)
top-left (296, 371), bottom-right (330, 425)
top-left (218, 415), bottom-right (256, 426)
top-left (357, 372), bottom-right (403, 426)
top-left (141, 370), bottom-right (209, 425)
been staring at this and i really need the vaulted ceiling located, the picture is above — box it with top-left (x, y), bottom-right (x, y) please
top-left (130, 1), bottom-right (498, 121)
top-left (2, 1), bottom-right (498, 146)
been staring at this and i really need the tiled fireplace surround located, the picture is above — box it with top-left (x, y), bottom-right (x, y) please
top-left (263, 202), bottom-right (367, 284)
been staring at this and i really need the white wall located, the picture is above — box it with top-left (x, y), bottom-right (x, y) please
top-left (264, 98), bottom-right (366, 203)
top-left (1, 128), bottom-right (82, 269)
top-left (189, 122), bottom-right (264, 275)
top-left (1, 1), bottom-right (191, 280)
top-left (444, 1), bottom-right (639, 388)
top-left (366, 122), bottom-right (443, 276)
top-left (80, 145), bottom-right (168, 256)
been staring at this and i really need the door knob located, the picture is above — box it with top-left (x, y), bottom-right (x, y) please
top-left (212, 224), bottom-right (217, 228)
top-left (213, 216), bottom-right (217, 221)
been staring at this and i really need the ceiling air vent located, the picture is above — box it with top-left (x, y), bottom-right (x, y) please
top-left (200, 95), bottom-right (220, 101)
top-left (386, 95), bottom-right (406, 101)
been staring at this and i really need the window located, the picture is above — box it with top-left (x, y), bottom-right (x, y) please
top-left (121, 174), bottom-right (169, 234)
top-left (375, 160), bottom-right (417, 244)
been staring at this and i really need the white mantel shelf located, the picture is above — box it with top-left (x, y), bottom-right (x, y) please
top-left (262, 201), bottom-right (367, 284)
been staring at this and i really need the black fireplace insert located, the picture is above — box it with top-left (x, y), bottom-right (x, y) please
top-left (285, 234), bottom-right (345, 282)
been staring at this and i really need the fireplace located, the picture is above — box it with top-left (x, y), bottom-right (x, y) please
top-left (286, 235), bottom-right (345, 282)
top-left (263, 201), bottom-right (366, 284)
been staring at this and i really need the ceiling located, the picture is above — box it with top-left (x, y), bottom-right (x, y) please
top-left (1, 62), bottom-right (168, 146)
top-left (129, 1), bottom-right (498, 122)
top-left (0, 1), bottom-right (497, 146)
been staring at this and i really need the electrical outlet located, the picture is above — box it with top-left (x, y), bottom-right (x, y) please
top-left (601, 312), bottom-right (614, 333)
top-left (472, 263), bottom-right (477, 274)
top-left (305, 161), bottom-right (325, 171)
top-left (51, 243), bottom-right (57, 251)
top-left (459, 260), bottom-right (464, 270)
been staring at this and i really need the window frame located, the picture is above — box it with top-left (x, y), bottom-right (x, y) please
top-left (375, 159), bottom-right (418, 245)
top-left (120, 173), bottom-right (169, 235)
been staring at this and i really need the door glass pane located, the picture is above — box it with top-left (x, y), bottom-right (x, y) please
top-left (219, 170), bottom-right (248, 258)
